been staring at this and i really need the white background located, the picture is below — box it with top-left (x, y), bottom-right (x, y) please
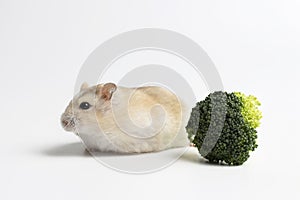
top-left (1, 0), bottom-right (299, 199)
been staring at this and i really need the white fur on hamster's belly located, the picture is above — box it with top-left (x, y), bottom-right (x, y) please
top-left (78, 127), bottom-right (119, 152)
top-left (77, 115), bottom-right (190, 153)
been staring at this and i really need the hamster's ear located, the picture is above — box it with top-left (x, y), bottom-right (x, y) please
top-left (97, 83), bottom-right (117, 100)
top-left (80, 82), bottom-right (89, 91)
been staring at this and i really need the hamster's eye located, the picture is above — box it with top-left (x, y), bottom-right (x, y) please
top-left (79, 102), bottom-right (90, 110)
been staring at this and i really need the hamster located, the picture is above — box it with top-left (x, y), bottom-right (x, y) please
top-left (61, 82), bottom-right (190, 153)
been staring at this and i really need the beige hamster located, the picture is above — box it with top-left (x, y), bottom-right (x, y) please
top-left (61, 82), bottom-right (190, 153)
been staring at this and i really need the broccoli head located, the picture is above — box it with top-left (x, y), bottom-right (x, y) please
top-left (186, 91), bottom-right (262, 165)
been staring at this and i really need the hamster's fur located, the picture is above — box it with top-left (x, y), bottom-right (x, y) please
top-left (61, 83), bottom-right (190, 153)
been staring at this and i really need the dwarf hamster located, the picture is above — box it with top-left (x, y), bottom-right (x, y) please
top-left (61, 82), bottom-right (190, 153)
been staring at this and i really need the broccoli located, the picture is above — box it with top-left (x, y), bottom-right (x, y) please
top-left (186, 91), bottom-right (262, 165)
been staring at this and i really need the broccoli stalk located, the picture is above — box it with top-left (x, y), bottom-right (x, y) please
top-left (186, 91), bottom-right (262, 165)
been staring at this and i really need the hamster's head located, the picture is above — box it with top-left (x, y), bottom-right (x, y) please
top-left (60, 82), bottom-right (117, 134)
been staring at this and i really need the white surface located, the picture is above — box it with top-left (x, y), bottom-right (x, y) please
top-left (0, 0), bottom-right (299, 199)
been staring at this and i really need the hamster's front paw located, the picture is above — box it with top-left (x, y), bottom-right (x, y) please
top-left (84, 148), bottom-right (95, 155)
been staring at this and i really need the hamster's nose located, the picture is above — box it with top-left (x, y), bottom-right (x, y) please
top-left (61, 114), bottom-right (76, 132)
top-left (62, 119), bottom-right (68, 127)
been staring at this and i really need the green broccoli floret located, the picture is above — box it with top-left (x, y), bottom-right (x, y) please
top-left (186, 91), bottom-right (262, 165)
